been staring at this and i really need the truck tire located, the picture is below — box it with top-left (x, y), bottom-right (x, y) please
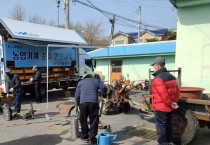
top-left (171, 107), bottom-right (199, 145)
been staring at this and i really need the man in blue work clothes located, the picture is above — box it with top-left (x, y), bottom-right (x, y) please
top-left (31, 65), bottom-right (42, 103)
top-left (5, 68), bottom-right (24, 119)
top-left (75, 74), bottom-right (107, 145)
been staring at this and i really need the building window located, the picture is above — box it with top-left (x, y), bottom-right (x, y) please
top-left (132, 39), bottom-right (137, 43)
top-left (140, 38), bottom-right (144, 42)
top-left (115, 40), bottom-right (124, 45)
top-left (132, 38), bottom-right (144, 43)
top-left (111, 61), bottom-right (122, 72)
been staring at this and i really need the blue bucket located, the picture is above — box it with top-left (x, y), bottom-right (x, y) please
top-left (97, 132), bottom-right (117, 145)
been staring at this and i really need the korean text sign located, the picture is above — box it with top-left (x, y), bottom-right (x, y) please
top-left (5, 42), bottom-right (76, 68)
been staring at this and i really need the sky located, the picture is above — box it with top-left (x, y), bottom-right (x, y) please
top-left (0, 0), bottom-right (177, 36)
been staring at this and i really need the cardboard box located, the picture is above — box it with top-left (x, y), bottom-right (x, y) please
top-left (0, 96), bottom-right (13, 106)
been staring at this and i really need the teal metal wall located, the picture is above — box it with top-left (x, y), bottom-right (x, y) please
top-left (95, 55), bottom-right (175, 83)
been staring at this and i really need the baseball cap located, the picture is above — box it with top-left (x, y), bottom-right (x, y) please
top-left (150, 56), bottom-right (165, 66)
top-left (5, 68), bottom-right (11, 73)
top-left (32, 65), bottom-right (38, 71)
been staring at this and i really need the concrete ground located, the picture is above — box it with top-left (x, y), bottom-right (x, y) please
top-left (0, 89), bottom-right (210, 145)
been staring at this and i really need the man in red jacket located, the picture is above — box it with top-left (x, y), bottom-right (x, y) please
top-left (151, 56), bottom-right (180, 145)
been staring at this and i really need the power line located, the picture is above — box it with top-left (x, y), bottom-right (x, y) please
top-left (74, 0), bottom-right (138, 23)
top-left (86, 0), bottom-right (111, 20)
top-left (73, 0), bottom-right (167, 30)
top-left (111, 0), bottom-right (135, 15)
top-left (115, 19), bottom-right (138, 29)
top-left (102, 0), bottom-right (176, 28)
top-left (115, 22), bottom-right (138, 29)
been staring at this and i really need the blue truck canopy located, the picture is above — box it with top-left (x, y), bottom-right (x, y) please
top-left (0, 18), bottom-right (87, 45)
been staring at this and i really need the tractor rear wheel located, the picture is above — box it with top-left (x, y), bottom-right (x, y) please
top-left (171, 107), bottom-right (199, 145)
top-left (119, 102), bottom-right (130, 114)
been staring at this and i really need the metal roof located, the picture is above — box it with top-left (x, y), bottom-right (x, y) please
top-left (0, 18), bottom-right (87, 45)
top-left (147, 29), bottom-right (168, 36)
top-left (88, 41), bottom-right (176, 58)
top-left (113, 29), bottom-right (168, 38)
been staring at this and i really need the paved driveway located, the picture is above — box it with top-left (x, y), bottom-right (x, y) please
top-left (0, 89), bottom-right (210, 145)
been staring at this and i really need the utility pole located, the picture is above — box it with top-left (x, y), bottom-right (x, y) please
top-left (56, 0), bottom-right (60, 27)
top-left (138, 6), bottom-right (141, 43)
top-left (110, 15), bottom-right (115, 45)
top-left (64, 0), bottom-right (70, 29)
top-left (107, 15), bottom-right (115, 84)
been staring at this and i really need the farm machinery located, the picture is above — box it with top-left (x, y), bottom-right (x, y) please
top-left (148, 68), bottom-right (210, 145)
top-left (101, 78), bottom-right (149, 115)
top-left (146, 68), bottom-right (210, 145)
top-left (101, 68), bottom-right (210, 145)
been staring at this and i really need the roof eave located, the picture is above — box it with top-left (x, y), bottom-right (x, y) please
top-left (170, 0), bottom-right (210, 8)
top-left (0, 18), bottom-right (87, 45)
top-left (91, 52), bottom-right (175, 59)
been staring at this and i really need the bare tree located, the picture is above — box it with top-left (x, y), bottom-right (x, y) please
top-left (82, 20), bottom-right (103, 45)
top-left (93, 37), bottom-right (110, 46)
top-left (71, 22), bottom-right (85, 35)
top-left (9, 4), bottom-right (26, 21)
top-left (48, 19), bottom-right (57, 27)
top-left (28, 14), bottom-right (46, 25)
top-left (72, 19), bottom-right (109, 46)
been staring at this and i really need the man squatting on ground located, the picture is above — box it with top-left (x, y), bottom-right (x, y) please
top-left (151, 57), bottom-right (180, 145)
top-left (75, 74), bottom-right (107, 145)
top-left (5, 68), bottom-right (24, 119)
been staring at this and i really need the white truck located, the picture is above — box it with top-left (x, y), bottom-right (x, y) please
top-left (0, 18), bottom-right (95, 97)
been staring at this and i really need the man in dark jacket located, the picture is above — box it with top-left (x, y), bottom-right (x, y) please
top-left (75, 74), bottom-right (107, 145)
top-left (31, 65), bottom-right (42, 103)
top-left (151, 57), bottom-right (180, 145)
top-left (5, 68), bottom-right (24, 119)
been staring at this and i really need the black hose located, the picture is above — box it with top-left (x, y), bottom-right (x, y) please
top-left (67, 103), bottom-right (77, 117)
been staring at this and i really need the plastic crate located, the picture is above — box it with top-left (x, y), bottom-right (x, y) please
top-left (65, 67), bottom-right (70, 71)
top-left (25, 75), bottom-right (32, 80)
top-left (53, 68), bottom-right (60, 72)
top-left (54, 73), bottom-right (60, 77)
top-left (25, 69), bottom-right (33, 73)
top-left (19, 76), bottom-right (25, 80)
top-left (15, 69), bottom-right (24, 74)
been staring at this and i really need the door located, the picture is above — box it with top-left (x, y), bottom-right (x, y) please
top-left (110, 60), bottom-right (122, 83)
